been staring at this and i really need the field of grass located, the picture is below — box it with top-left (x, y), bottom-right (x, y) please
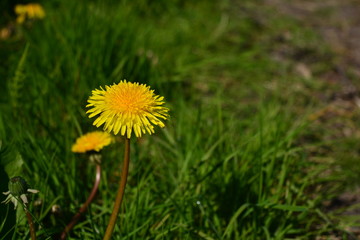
top-left (1, 0), bottom-right (359, 239)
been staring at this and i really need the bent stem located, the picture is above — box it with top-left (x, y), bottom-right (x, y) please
top-left (103, 138), bottom-right (130, 240)
top-left (25, 207), bottom-right (36, 240)
top-left (60, 163), bottom-right (102, 240)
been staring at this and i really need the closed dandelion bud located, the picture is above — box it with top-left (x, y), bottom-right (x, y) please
top-left (2, 176), bottom-right (39, 209)
top-left (4, 177), bottom-right (39, 239)
top-left (9, 176), bottom-right (29, 197)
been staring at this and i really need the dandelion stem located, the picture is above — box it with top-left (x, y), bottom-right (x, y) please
top-left (60, 163), bottom-right (102, 240)
top-left (103, 138), bottom-right (130, 240)
top-left (25, 207), bottom-right (36, 240)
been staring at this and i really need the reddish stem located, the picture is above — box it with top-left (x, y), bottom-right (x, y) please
top-left (102, 138), bottom-right (130, 240)
top-left (60, 163), bottom-right (101, 240)
top-left (25, 208), bottom-right (36, 240)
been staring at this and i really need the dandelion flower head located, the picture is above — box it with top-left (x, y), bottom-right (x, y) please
top-left (87, 80), bottom-right (169, 138)
top-left (15, 3), bottom-right (45, 24)
top-left (72, 131), bottom-right (113, 153)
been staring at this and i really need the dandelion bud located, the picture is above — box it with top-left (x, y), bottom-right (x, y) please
top-left (2, 176), bottom-right (39, 209)
top-left (8, 176), bottom-right (29, 197)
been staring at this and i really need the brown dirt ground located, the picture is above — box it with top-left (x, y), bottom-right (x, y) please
top-left (264, 0), bottom-right (360, 239)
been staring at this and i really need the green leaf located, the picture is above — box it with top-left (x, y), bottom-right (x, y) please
top-left (0, 144), bottom-right (24, 178)
top-left (272, 204), bottom-right (308, 212)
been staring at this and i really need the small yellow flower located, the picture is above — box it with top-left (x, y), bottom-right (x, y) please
top-left (15, 3), bottom-right (45, 24)
top-left (87, 80), bottom-right (169, 138)
top-left (72, 131), bottom-right (113, 153)
top-left (26, 4), bottom-right (45, 19)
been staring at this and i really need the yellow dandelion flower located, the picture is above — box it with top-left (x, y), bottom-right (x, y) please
top-left (86, 80), bottom-right (169, 139)
top-left (15, 11), bottom-right (26, 24)
top-left (15, 5), bottom-right (27, 15)
top-left (15, 3), bottom-right (45, 24)
top-left (27, 3), bottom-right (45, 19)
top-left (72, 131), bottom-right (113, 153)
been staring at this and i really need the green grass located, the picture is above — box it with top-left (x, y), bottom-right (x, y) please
top-left (0, 0), bottom-right (356, 239)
